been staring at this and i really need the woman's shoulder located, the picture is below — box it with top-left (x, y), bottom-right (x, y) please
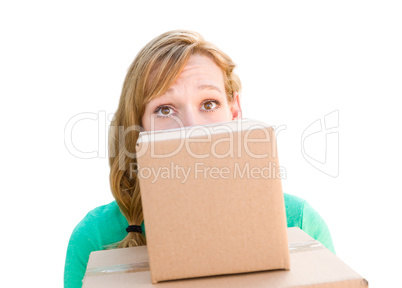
top-left (283, 193), bottom-right (306, 227)
top-left (282, 193), bottom-right (328, 228)
top-left (69, 201), bottom-right (128, 249)
top-left (81, 201), bottom-right (123, 223)
top-left (283, 192), bottom-right (305, 207)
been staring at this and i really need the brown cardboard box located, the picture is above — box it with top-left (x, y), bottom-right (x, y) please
top-left (82, 227), bottom-right (368, 288)
top-left (135, 120), bottom-right (290, 283)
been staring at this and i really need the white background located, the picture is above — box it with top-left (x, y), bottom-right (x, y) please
top-left (1, 1), bottom-right (401, 287)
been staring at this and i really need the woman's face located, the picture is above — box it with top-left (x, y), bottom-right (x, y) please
top-left (141, 54), bottom-right (241, 131)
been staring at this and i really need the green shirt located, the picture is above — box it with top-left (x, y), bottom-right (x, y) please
top-left (64, 193), bottom-right (335, 288)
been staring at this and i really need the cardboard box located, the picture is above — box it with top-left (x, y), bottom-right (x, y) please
top-left (135, 120), bottom-right (290, 283)
top-left (82, 227), bottom-right (368, 288)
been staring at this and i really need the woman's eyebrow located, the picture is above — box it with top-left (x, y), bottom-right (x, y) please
top-left (164, 84), bottom-right (223, 95)
top-left (198, 84), bottom-right (223, 94)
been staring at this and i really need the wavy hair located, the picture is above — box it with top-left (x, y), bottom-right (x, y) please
top-left (108, 30), bottom-right (242, 248)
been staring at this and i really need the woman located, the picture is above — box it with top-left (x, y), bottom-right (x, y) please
top-left (64, 30), bottom-right (335, 288)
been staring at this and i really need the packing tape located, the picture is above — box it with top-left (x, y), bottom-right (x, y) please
top-left (85, 261), bottom-right (150, 277)
top-left (85, 241), bottom-right (324, 277)
top-left (288, 240), bottom-right (324, 253)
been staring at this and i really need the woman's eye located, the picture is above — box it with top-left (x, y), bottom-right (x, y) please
top-left (154, 106), bottom-right (174, 117)
top-left (154, 100), bottom-right (221, 117)
top-left (160, 107), bottom-right (171, 115)
top-left (202, 100), bottom-right (220, 111)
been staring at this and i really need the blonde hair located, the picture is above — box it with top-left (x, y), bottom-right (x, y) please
top-left (108, 30), bottom-right (242, 248)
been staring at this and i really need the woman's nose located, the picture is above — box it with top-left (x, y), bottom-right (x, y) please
top-left (180, 112), bottom-right (197, 127)
top-left (180, 107), bottom-right (201, 128)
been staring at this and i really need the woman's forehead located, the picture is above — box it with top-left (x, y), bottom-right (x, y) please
top-left (146, 54), bottom-right (225, 104)
top-left (169, 54), bottom-right (224, 88)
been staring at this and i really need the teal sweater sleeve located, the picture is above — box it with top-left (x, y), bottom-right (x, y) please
top-left (283, 193), bottom-right (335, 254)
top-left (301, 201), bottom-right (336, 254)
top-left (64, 221), bottom-right (99, 288)
top-left (64, 202), bottom-right (132, 288)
